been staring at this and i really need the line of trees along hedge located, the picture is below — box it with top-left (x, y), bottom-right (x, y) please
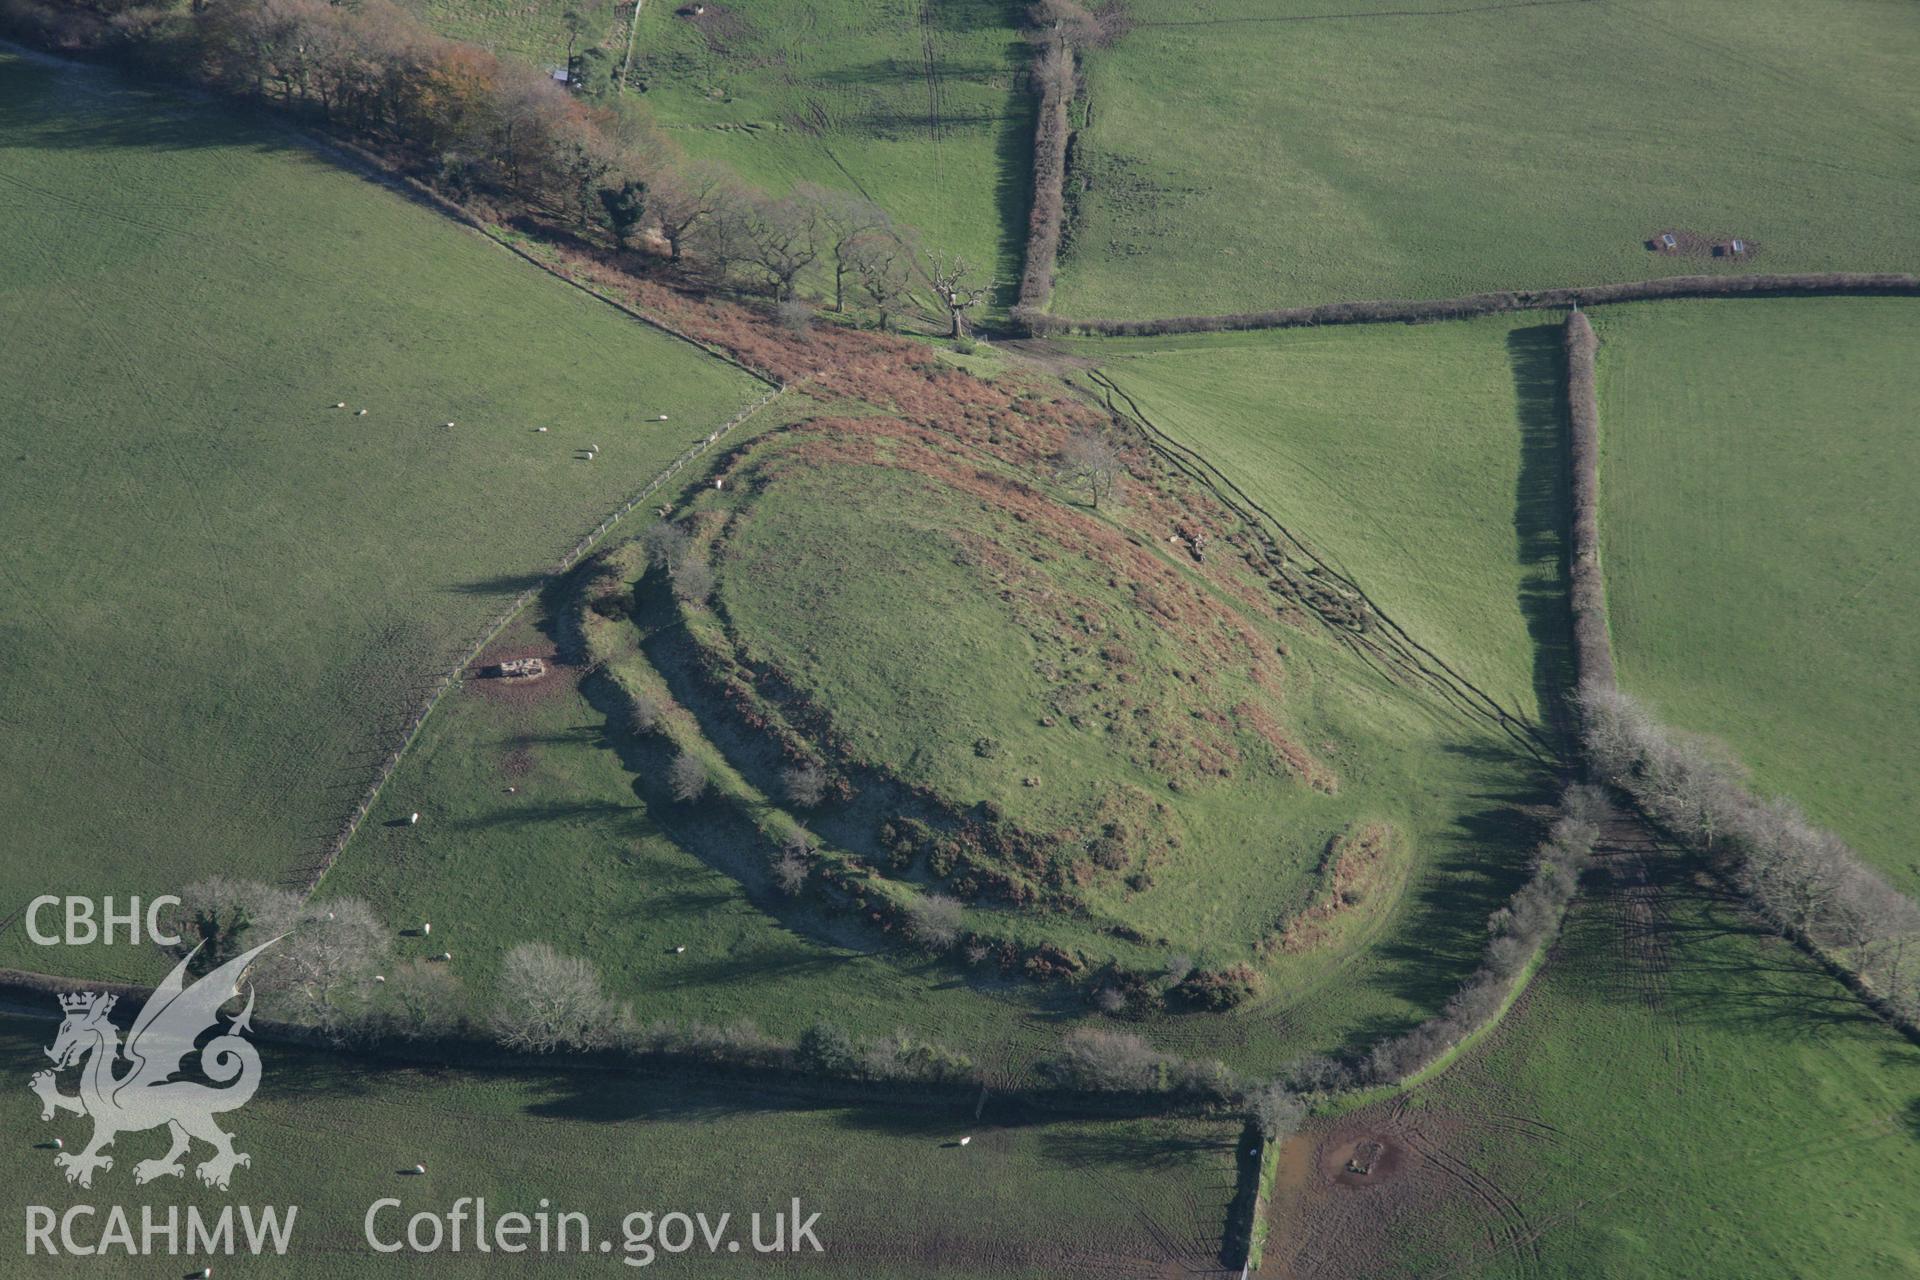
top-left (1576, 687), bottom-right (1920, 1034)
top-left (1563, 309), bottom-right (1614, 690)
top-left (1557, 313), bottom-right (1920, 1038)
top-left (0, 0), bottom-right (989, 330)
top-left (1015, 273), bottom-right (1920, 337)
top-left (1016, 2), bottom-right (1131, 314)
top-left (1016, 36), bottom-right (1074, 312)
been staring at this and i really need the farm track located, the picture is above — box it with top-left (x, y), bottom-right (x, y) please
top-left (1087, 369), bottom-right (1554, 765)
top-left (917, 0), bottom-right (946, 184)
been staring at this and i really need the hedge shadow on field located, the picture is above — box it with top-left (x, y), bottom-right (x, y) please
top-left (1330, 761), bottom-right (1552, 1054)
top-left (1037, 1126), bottom-right (1234, 1172)
top-left (1506, 324), bottom-right (1577, 747)
top-left (989, 54), bottom-right (1039, 311)
top-left (0, 70), bottom-right (279, 157)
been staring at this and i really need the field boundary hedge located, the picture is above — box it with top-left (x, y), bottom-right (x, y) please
top-left (1563, 308), bottom-right (1614, 692)
top-left (297, 382), bottom-right (786, 894)
top-left (304, 133), bottom-right (781, 386)
top-left (0, 969), bottom-right (1233, 1119)
top-left (1016, 272), bottom-right (1920, 336)
top-left (1016, 37), bottom-right (1075, 313)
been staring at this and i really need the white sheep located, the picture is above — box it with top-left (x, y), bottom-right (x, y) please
top-left (409, 812), bottom-right (420, 826)
top-left (434, 951), bottom-right (452, 962)
top-left (657, 414), bottom-right (670, 421)
top-left (421, 922), bottom-right (431, 935)
top-left (374, 975), bottom-right (386, 983)
top-left (356, 408), bottom-right (368, 416)
top-left (444, 421), bottom-right (456, 429)
top-left (412, 1163), bottom-right (427, 1175)
top-left (333, 402), bottom-right (346, 409)
top-left (51, 1137), bottom-right (62, 1151)
top-left (958, 1136), bottom-right (972, 1147)
top-left (673, 945), bottom-right (686, 955)
top-left (713, 478), bottom-right (724, 490)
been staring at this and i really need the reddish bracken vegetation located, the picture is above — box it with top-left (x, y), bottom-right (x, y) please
top-left (1273, 823), bottom-right (1398, 955)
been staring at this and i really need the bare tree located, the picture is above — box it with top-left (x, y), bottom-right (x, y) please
top-left (491, 942), bottom-right (614, 1052)
top-left (782, 761), bottom-right (828, 808)
top-left (670, 553), bottom-right (714, 603)
top-left (627, 691), bottom-right (663, 735)
top-left (797, 184), bottom-right (891, 313)
top-left (1249, 1082), bottom-right (1305, 1141)
top-left (730, 194), bottom-right (822, 300)
top-left (382, 959), bottom-right (467, 1039)
top-left (651, 163), bottom-right (732, 262)
top-left (248, 897), bottom-right (391, 1040)
top-left (904, 892), bottom-right (964, 950)
top-left (668, 751), bottom-right (708, 803)
top-left (847, 228), bottom-right (916, 332)
top-left (772, 830), bottom-right (812, 895)
top-left (925, 252), bottom-right (994, 338)
top-left (1030, 0), bottom-right (1131, 49)
top-left (641, 519), bottom-right (691, 571)
top-left (1054, 426), bottom-right (1122, 508)
top-left (1041, 1027), bottom-right (1169, 1092)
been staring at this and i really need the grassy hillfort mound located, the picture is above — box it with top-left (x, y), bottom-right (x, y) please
top-left (324, 282), bottom-right (1556, 1070)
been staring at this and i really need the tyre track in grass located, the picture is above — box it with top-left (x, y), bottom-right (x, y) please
top-left (1087, 368), bottom-right (1555, 766)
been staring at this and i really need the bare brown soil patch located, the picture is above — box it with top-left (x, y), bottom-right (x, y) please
top-left (1320, 1129), bottom-right (1408, 1188)
top-left (1273, 822), bottom-right (1396, 953)
top-left (1268, 1098), bottom-right (1565, 1278)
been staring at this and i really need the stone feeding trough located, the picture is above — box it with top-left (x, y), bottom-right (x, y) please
top-left (485, 656), bottom-right (549, 681)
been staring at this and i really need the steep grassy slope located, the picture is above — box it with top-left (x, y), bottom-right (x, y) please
top-left (1594, 298), bottom-right (1920, 892)
top-left (1057, 0), bottom-right (1920, 315)
top-left (1076, 315), bottom-right (1573, 741)
top-left (0, 52), bottom-right (761, 980)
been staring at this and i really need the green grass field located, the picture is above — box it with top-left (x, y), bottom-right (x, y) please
top-left (1594, 298), bottom-right (1920, 893)
top-left (1055, 0), bottom-right (1920, 316)
top-left (411, 0), bottom-right (615, 65)
top-left (0, 1015), bottom-right (1239, 1276)
top-left (1269, 854), bottom-right (1920, 1276)
top-left (0, 52), bottom-right (762, 981)
top-left (321, 602), bottom-right (1075, 1063)
top-left (413, 0), bottom-right (1033, 296)
top-left (635, 0), bottom-right (1032, 299)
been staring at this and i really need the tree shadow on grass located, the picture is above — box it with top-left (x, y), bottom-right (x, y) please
top-left (1037, 1126), bottom-right (1233, 1173)
top-left (1506, 323), bottom-right (1576, 750)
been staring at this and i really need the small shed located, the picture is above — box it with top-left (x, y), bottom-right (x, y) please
top-left (490, 657), bottom-right (548, 680)
top-left (1659, 232), bottom-right (1678, 251)
top-left (1729, 238), bottom-right (1747, 256)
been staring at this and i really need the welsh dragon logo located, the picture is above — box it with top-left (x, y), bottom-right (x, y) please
top-left (30, 938), bottom-right (279, 1190)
